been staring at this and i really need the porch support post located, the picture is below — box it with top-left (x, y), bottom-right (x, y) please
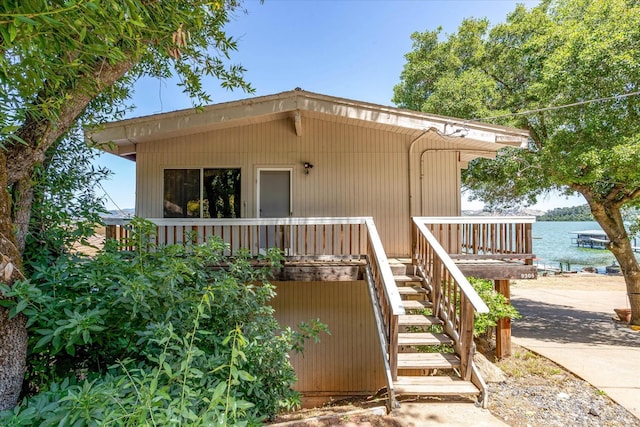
top-left (105, 224), bottom-right (116, 241)
top-left (494, 279), bottom-right (511, 359)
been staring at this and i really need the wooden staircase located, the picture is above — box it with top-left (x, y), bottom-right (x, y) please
top-left (389, 260), bottom-right (483, 402)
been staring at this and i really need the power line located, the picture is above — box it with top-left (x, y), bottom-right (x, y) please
top-left (98, 182), bottom-right (131, 217)
top-left (476, 90), bottom-right (640, 121)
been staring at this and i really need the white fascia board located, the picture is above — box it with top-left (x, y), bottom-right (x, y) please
top-left (90, 95), bottom-right (299, 144)
top-left (299, 93), bottom-right (529, 146)
top-left (90, 90), bottom-right (530, 150)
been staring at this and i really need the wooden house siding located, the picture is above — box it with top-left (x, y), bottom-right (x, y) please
top-left (270, 280), bottom-right (385, 398)
top-left (420, 151), bottom-right (461, 216)
top-left (135, 116), bottom-right (464, 255)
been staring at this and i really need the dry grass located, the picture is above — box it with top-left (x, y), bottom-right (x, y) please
top-left (496, 346), bottom-right (564, 380)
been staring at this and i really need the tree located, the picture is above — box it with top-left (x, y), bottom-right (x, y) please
top-left (0, 0), bottom-right (252, 409)
top-left (394, 0), bottom-right (640, 325)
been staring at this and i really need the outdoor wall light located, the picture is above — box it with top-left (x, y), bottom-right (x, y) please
top-left (303, 162), bottom-right (314, 175)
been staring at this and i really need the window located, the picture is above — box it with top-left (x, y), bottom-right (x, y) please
top-left (163, 168), bottom-right (241, 218)
top-left (202, 168), bottom-right (241, 218)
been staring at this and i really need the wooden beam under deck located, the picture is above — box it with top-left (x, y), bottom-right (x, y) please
top-left (278, 257), bottom-right (367, 281)
top-left (454, 258), bottom-right (537, 281)
top-left (280, 264), bottom-right (364, 281)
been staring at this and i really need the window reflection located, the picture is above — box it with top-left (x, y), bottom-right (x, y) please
top-left (163, 168), bottom-right (241, 218)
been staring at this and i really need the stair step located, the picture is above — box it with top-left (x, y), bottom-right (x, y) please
top-left (389, 259), bottom-right (415, 275)
top-left (397, 352), bottom-right (460, 370)
top-left (402, 300), bottom-right (432, 310)
top-left (398, 332), bottom-right (453, 346)
top-left (398, 314), bottom-right (442, 327)
top-left (394, 275), bottom-right (422, 283)
top-left (389, 265), bottom-right (413, 275)
top-left (394, 376), bottom-right (479, 396)
top-left (397, 286), bottom-right (427, 296)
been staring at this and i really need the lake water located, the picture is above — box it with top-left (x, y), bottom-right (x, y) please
top-left (532, 221), bottom-right (639, 272)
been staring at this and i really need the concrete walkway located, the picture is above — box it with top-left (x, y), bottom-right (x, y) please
top-left (510, 283), bottom-right (640, 420)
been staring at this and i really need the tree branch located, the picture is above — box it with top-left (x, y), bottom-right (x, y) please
top-left (5, 57), bottom-right (136, 186)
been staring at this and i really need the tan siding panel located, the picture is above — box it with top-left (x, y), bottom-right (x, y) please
top-left (271, 281), bottom-right (386, 395)
top-left (421, 151), bottom-right (460, 216)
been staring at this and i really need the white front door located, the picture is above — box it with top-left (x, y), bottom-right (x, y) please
top-left (257, 169), bottom-right (292, 251)
top-left (258, 169), bottom-right (291, 218)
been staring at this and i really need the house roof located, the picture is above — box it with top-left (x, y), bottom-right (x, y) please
top-left (89, 89), bottom-right (530, 162)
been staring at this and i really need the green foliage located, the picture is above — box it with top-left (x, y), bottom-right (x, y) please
top-left (469, 278), bottom-right (521, 336)
top-left (24, 130), bottom-right (110, 270)
top-left (395, 0), bottom-right (640, 324)
top-left (0, 219), bottom-right (328, 424)
top-left (0, 0), bottom-right (256, 410)
top-left (538, 204), bottom-right (595, 221)
top-left (1, 0), bottom-right (252, 136)
top-left (394, 0), bottom-right (640, 210)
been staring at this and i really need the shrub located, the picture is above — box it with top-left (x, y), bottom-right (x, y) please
top-left (0, 218), bottom-right (327, 425)
top-left (469, 277), bottom-right (521, 337)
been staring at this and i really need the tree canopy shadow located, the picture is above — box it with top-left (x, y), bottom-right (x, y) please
top-left (510, 298), bottom-right (640, 347)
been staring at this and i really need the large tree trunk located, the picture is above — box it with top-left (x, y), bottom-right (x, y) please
top-left (0, 58), bottom-right (136, 409)
top-left (587, 197), bottom-right (640, 325)
top-left (12, 175), bottom-right (34, 255)
top-left (0, 153), bottom-right (28, 411)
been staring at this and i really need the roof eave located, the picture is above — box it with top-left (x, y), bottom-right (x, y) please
top-left (88, 90), bottom-right (530, 158)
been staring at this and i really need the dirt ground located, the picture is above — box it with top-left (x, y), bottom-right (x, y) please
top-left (513, 272), bottom-right (626, 290)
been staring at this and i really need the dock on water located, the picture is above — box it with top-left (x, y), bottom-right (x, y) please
top-left (570, 230), bottom-right (640, 252)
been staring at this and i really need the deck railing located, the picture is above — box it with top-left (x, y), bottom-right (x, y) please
top-left (417, 216), bottom-right (535, 264)
top-left (411, 218), bottom-right (489, 383)
top-left (104, 216), bottom-right (404, 409)
top-left (104, 217), bottom-right (369, 258)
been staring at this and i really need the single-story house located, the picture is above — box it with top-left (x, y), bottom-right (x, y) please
top-left (91, 89), bottom-right (535, 409)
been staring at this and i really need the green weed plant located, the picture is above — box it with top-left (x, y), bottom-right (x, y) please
top-left (0, 218), bottom-right (327, 425)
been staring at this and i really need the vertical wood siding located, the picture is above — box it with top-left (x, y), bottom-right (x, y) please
top-left (420, 151), bottom-right (461, 216)
top-left (270, 281), bottom-right (386, 395)
top-left (136, 117), bottom-right (463, 255)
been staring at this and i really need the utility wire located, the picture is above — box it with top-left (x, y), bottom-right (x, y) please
top-left (98, 182), bottom-right (131, 217)
top-left (476, 90), bottom-right (640, 121)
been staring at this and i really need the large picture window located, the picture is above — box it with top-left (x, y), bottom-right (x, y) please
top-left (163, 168), bottom-right (241, 218)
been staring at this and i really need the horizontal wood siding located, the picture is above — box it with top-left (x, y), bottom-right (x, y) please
top-left (136, 117), bottom-right (464, 255)
top-left (270, 281), bottom-right (385, 395)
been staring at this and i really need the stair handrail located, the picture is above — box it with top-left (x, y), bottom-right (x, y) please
top-left (363, 218), bottom-right (405, 405)
top-left (363, 265), bottom-right (399, 411)
top-left (364, 219), bottom-right (405, 317)
top-left (412, 218), bottom-right (488, 382)
top-left (413, 220), bottom-right (489, 313)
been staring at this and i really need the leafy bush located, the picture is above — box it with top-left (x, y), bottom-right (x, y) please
top-left (24, 132), bottom-right (110, 272)
top-left (469, 277), bottom-right (521, 337)
top-left (0, 218), bottom-right (327, 425)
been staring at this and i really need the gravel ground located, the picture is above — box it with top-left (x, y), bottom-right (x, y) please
top-left (487, 343), bottom-right (639, 427)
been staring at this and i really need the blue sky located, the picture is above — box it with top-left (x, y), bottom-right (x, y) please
top-left (95, 0), bottom-right (583, 212)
